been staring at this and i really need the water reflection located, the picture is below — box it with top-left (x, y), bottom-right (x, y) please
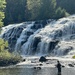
top-left (0, 66), bottom-right (75, 75)
top-left (0, 66), bottom-right (57, 75)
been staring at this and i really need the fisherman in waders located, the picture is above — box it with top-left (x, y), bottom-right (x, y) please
top-left (56, 61), bottom-right (61, 75)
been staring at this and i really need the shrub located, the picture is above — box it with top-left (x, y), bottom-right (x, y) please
top-left (0, 39), bottom-right (22, 66)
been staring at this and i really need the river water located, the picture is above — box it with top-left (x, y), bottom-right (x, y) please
top-left (0, 65), bottom-right (75, 75)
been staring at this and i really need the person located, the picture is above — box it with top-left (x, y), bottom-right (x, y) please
top-left (56, 61), bottom-right (62, 75)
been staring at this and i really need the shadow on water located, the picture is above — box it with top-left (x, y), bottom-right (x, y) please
top-left (0, 66), bottom-right (75, 75)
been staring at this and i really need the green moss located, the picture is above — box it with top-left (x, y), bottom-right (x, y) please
top-left (72, 55), bottom-right (75, 59)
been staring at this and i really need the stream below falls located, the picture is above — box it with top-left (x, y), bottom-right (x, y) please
top-left (0, 66), bottom-right (75, 75)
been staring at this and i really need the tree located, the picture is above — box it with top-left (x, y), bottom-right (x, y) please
top-left (39, 0), bottom-right (56, 19)
top-left (0, 39), bottom-right (8, 52)
top-left (27, 0), bottom-right (57, 20)
top-left (4, 0), bottom-right (27, 25)
top-left (27, 0), bottom-right (41, 20)
top-left (54, 7), bottom-right (69, 19)
top-left (0, 38), bottom-right (22, 66)
top-left (56, 0), bottom-right (75, 14)
top-left (0, 0), bottom-right (6, 28)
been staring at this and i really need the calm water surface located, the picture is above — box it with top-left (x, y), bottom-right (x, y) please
top-left (0, 65), bottom-right (75, 75)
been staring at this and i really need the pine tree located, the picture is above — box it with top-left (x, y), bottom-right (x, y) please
top-left (27, 0), bottom-right (56, 20)
top-left (56, 0), bottom-right (75, 14)
top-left (39, 0), bottom-right (56, 19)
top-left (4, 0), bottom-right (27, 25)
top-left (55, 7), bottom-right (69, 19)
top-left (27, 0), bottom-right (41, 20)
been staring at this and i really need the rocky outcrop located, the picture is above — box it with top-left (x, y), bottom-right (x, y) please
top-left (48, 40), bottom-right (59, 52)
top-left (1, 15), bottom-right (75, 56)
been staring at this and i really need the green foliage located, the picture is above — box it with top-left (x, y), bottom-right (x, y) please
top-left (27, 0), bottom-right (57, 20)
top-left (0, 39), bottom-right (22, 66)
top-left (0, 51), bottom-right (22, 66)
top-left (4, 0), bottom-right (27, 25)
top-left (39, 0), bottom-right (56, 19)
top-left (27, 0), bottom-right (41, 20)
top-left (2, 0), bottom-right (75, 25)
top-left (54, 7), bottom-right (70, 19)
top-left (56, 0), bottom-right (75, 14)
top-left (0, 0), bottom-right (6, 27)
top-left (0, 39), bottom-right (8, 52)
top-left (72, 55), bottom-right (75, 59)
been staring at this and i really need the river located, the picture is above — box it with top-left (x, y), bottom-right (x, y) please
top-left (0, 56), bottom-right (75, 75)
top-left (0, 65), bottom-right (75, 75)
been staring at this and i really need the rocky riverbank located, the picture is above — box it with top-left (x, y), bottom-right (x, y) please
top-left (16, 56), bottom-right (75, 69)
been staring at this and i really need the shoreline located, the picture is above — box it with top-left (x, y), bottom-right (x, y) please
top-left (17, 56), bottom-right (75, 68)
top-left (0, 56), bottom-right (75, 69)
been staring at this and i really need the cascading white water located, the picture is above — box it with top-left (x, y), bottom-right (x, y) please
top-left (1, 15), bottom-right (75, 56)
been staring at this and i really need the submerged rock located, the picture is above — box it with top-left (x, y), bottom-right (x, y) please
top-left (33, 67), bottom-right (41, 70)
top-left (68, 64), bottom-right (74, 67)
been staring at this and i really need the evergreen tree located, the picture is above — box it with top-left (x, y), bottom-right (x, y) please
top-left (27, 0), bottom-right (57, 20)
top-left (39, 0), bottom-right (56, 20)
top-left (54, 7), bottom-right (69, 19)
top-left (56, 0), bottom-right (75, 14)
top-left (3, 0), bottom-right (75, 25)
top-left (0, 0), bottom-right (6, 27)
top-left (4, 0), bottom-right (27, 25)
top-left (27, 0), bottom-right (41, 20)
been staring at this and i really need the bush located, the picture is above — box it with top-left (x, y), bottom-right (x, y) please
top-left (0, 51), bottom-right (22, 66)
top-left (0, 51), bottom-right (21, 66)
top-left (0, 39), bottom-right (22, 66)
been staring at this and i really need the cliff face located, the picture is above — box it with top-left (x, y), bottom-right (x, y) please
top-left (1, 15), bottom-right (75, 56)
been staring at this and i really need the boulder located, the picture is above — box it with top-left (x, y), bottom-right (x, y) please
top-left (39, 56), bottom-right (47, 62)
top-left (68, 64), bottom-right (74, 67)
top-left (22, 59), bottom-right (26, 62)
top-left (48, 40), bottom-right (59, 52)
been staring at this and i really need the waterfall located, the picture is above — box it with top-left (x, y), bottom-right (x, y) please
top-left (1, 15), bottom-right (75, 56)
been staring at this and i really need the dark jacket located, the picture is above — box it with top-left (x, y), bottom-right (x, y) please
top-left (56, 62), bottom-right (61, 72)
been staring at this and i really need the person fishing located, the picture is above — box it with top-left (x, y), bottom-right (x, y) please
top-left (56, 60), bottom-right (62, 75)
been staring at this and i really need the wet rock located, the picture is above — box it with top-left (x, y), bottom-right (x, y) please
top-left (64, 46), bottom-right (73, 55)
top-left (33, 67), bottom-right (41, 70)
top-left (39, 56), bottom-right (47, 62)
top-left (26, 31), bottom-right (33, 36)
top-left (21, 41), bottom-right (27, 46)
top-left (22, 59), bottom-right (26, 62)
top-left (39, 64), bottom-right (43, 66)
top-left (32, 37), bottom-right (41, 54)
top-left (46, 62), bottom-right (50, 64)
top-left (48, 40), bottom-right (59, 52)
top-left (62, 65), bottom-right (65, 67)
top-left (31, 20), bottom-right (47, 29)
top-left (31, 21), bottom-right (42, 29)
top-left (68, 64), bottom-right (74, 67)
top-left (53, 30), bottom-right (62, 39)
top-left (2, 27), bottom-right (23, 52)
